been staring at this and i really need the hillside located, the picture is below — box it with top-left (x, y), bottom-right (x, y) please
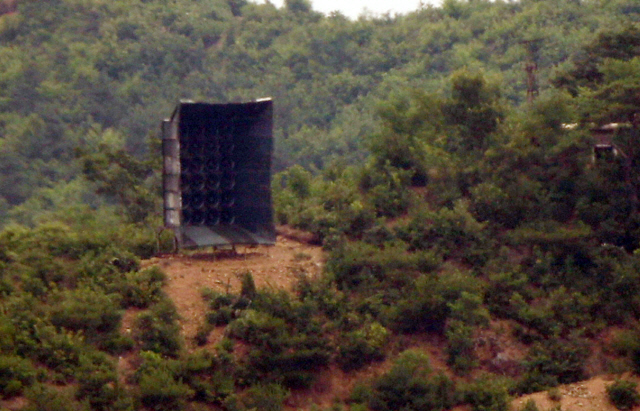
top-left (125, 234), bottom-right (640, 411)
top-left (1, 1), bottom-right (640, 411)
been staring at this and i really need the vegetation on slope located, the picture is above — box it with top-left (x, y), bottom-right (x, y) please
top-left (1, 0), bottom-right (640, 410)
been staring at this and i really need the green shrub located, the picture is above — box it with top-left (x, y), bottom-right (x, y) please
top-left (76, 247), bottom-right (140, 286)
top-left (98, 333), bottom-right (135, 354)
top-left (24, 383), bottom-right (90, 411)
top-left (607, 380), bottom-right (640, 410)
top-left (240, 271), bottom-right (257, 300)
top-left (631, 346), bottom-right (640, 375)
top-left (228, 305), bottom-right (330, 388)
top-left (75, 352), bottom-right (121, 410)
top-left (445, 320), bottom-right (477, 373)
top-left (228, 310), bottom-right (288, 346)
top-left (0, 354), bottom-right (37, 397)
top-left (15, 323), bottom-right (86, 378)
top-left (238, 383), bottom-right (289, 411)
top-left (389, 270), bottom-right (484, 334)
top-left (350, 383), bottom-right (374, 405)
top-left (49, 287), bottom-right (123, 339)
top-left (337, 322), bottom-right (389, 371)
top-left (547, 387), bottom-right (562, 401)
top-left (16, 252), bottom-right (70, 297)
top-left (326, 241), bottom-right (437, 292)
top-left (0, 314), bottom-right (17, 354)
top-left (202, 289), bottom-right (235, 310)
top-left (134, 300), bottom-right (182, 357)
top-left (359, 163), bottom-right (413, 218)
top-left (484, 270), bottom-right (530, 318)
top-left (207, 307), bottom-right (234, 326)
top-left (194, 322), bottom-right (214, 346)
top-left (519, 399), bottom-right (540, 411)
top-left (138, 366), bottom-right (194, 411)
top-left (369, 350), bottom-right (456, 411)
top-left (116, 266), bottom-right (166, 308)
top-left (518, 338), bottom-right (589, 393)
top-left (461, 375), bottom-right (511, 411)
top-left (395, 200), bottom-right (489, 265)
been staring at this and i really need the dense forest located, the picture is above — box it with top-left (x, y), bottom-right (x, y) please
top-left (2, 0), bottom-right (640, 410)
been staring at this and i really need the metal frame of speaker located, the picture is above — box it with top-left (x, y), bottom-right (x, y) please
top-left (162, 99), bottom-right (275, 248)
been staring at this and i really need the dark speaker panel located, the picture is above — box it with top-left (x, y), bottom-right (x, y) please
top-left (162, 100), bottom-right (275, 248)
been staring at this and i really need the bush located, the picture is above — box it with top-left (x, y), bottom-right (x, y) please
top-left (227, 310), bottom-right (288, 346)
top-left (369, 350), bottom-right (456, 411)
top-left (49, 287), bottom-right (123, 339)
top-left (547, 387), bottom-right (562, 401)
top-left (75, 352), bottom-right (121, 410)
top-left (15, 322), bottom-right (86, 378)
top-left (389, 270), bottom-right (484, 334)
top-left (116, 266), bottom-right (166, 308)
top-left (337, 322), bottom-right (389, 371)
top-left (134, 300), bottom-right (182, 357)
top-left (607, 380), bottom-right (640, 410)
top-left (0, 354), bottom-right (37, 397)
top-left (238, 383), bottom-right (289, 411)
top-left (395, 200), bottom-right (489, 265)
top-left (326, 241), bottom-right (439, 292)
top-left (138, 366), bottom-right (194, 411)
top-left (229, 309), bottom-right (330, 388)
top-left (461, 375), bottom-right (511, 411)
top-left (519, 399), bottom-right (539, 411)
top-left (518, 338), bottom-right (589, 393)
top-left (445, 320), bottom-right (477, 374)
top-left (24, 383), bottom-right (90, 411)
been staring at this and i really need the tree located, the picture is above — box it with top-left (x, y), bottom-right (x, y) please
top-left (75, 129), bottom-right (159, 224)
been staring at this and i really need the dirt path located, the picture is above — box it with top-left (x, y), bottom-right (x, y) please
top-left (143, 233), bottom-right (324, 349)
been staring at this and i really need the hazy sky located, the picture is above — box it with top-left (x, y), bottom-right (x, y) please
top-left (268, 0), bottom-right (442, 19)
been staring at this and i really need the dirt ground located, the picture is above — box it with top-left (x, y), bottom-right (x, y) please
top-left (142, 231), bottom-right (324, 349)
top-left (510, 374), bottom-right (640, 411)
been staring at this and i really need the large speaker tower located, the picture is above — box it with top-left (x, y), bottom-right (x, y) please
top-left (162, 100), bottom-right (275, 248)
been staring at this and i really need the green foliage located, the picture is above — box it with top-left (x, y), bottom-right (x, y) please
top-left (548, 387), bottom-right (562, 402)
top-left (76, 139), bottom-right (159, 224)
top-left (1, 3), bottom-right (640, 410)
top-left (460, 375), bottom-right (511, 411)
top-left (228, 307), bottom-right (330, 389)
top-left (396, 200), bottom-right (489, 265)
top-left (442, 69), bottom-right (503, 153)
top-left (358, 162), bottom-right (413, 217)
top-left (369, 350), bottom-right (456, 411)
top-left (0, 354), bottom-right (37, 398)
top-left (326, 240), bottom-right (440, 292)
top-left (137, 351), bottom-right (194, 411)
top-left (607, 380), bottom-right (640, 410)
top-left (116, 267), bottom-right (167, 308)
top-left (389, 269), bottom-right (484, 334)
top-left (238, 383), bottom-right (289, 411)
top-left (24, 384), bottom-right (90, 411)
top-left (337, 322), bottom-right (389, 371)
top-left (519, 399), bottom-right (540, 411)
top-left (518, 338), bottom-right (590, 393)
top-left (445, 320), bottom-right (478, 373)
top-left (75, 352), bottom-right (125, 411)
top-left (240, 271), bottom-right (257, 301)
top-left (134, 300), bottom-right (182, 357)
top-left (49, 287), bottom-right (123, 339)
